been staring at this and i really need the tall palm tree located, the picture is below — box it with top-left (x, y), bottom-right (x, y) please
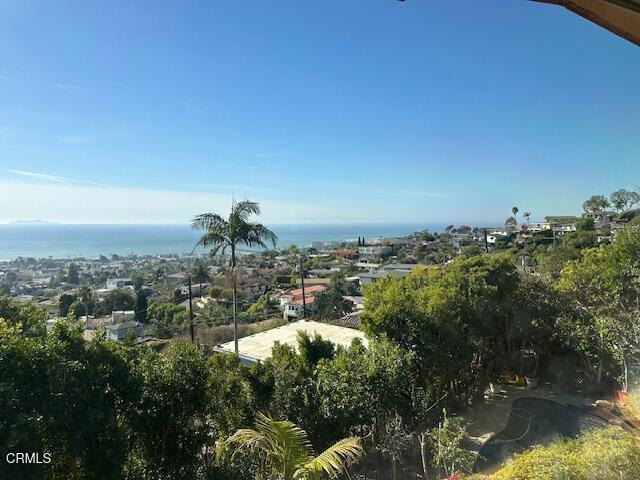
top-left (191, 260), bottom-right (211, 293)
top-left (227, 413), bottom-right (363, 480)
top-left (78, 286), bottom-right (92, 323)
top-left (523, 211), bottom-right (531, 225)
top-left (192, 200), bottom-right (277, 353)
top-left (511, 206), bottom-right (519, 224)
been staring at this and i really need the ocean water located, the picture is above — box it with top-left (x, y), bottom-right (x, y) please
top-left (0, 223), bottom-right (443, 260)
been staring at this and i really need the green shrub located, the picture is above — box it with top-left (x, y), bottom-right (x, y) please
top-left (475, 428), bottom-right (640, 480)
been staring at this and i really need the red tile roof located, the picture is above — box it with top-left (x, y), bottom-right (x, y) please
top-left (294, 296), bottom-right (317, 306)
top-left (288, 284), bottom-right (326, 298)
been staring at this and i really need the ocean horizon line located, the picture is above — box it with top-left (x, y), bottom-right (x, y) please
top-left (0, 222), bottom-right (452, 261)
top-left (1, 221), bottom-right (447, 227)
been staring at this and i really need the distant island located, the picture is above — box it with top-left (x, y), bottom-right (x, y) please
top-left (8, 219), bottom-right (58, 225)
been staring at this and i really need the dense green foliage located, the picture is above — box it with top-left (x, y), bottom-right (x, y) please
top-left (0, 306), bottom-right (255, 480)
top-left (310, 274), bottom-right (352, 320)
top-left (555, 227), bottom-right (640, 389)
top-left (0, 304), bottom-right (409, 479)
top-left (3, 225), bottom-right (640, 479)
top-left (362, 254), bottom-right (542, 406)
top-left (146, 302), bottom-right (189, 338)
top-left (58, 292), bottom-right (76, 317)
top-left (100, 289), bottom-right (135, 315)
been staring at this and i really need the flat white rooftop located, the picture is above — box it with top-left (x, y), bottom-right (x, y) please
top-left (216, 320), bottom-right (368, 363)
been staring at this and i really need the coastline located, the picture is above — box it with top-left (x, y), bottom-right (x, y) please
top-left (0, 222), bottom-right (445, 261)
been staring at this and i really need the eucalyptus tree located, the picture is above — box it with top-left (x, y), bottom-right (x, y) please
top-left (610, 188), bottom-right (640, 213)
top-left (556, 226), bottom-right (640, 389)
top-left (192, 200), bottom-right (277, 353)
top-left (583, 194), bottom-right (610, 214)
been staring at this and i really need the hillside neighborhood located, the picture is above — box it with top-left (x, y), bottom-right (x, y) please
top-left (1, 193), bottom-right (637, 358)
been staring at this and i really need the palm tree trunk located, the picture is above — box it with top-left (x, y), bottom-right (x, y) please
top-left (231, 243), bottom-right (238, 354)
top-left (419, 433), bottom-right (430, 480)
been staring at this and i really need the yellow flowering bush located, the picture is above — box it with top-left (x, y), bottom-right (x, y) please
top-left (472, 428), bottom-right (640, 480)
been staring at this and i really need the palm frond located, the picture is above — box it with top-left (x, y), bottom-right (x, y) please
top-left (191, 261), bottom-right (211, 283)
top-left (251, 413), bottom-right (314, 476)
top-left (256, 413), bottom-right (314, 456)
top-left (192, 212), bottom-right (230, 254)
top-left (193, 230), bottom-right (227, 250)
top-left (226, 427), bottom-right (274, 469)
top-left (238, 222), bottom-right (278, 249)
top-left (296, 437), bottom-right (364, 479)
top-left (191, 212), bottom-right (228, 231)
top-left (227, 413), bottom-right (361, 480)
top-left (206, 242), bottom-right (228, 258)
top-left (228, 428), bottom-right (268, 451)
top-left (232, 199), bottom-right (261, 222)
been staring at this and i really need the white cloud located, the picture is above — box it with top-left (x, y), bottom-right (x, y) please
top-left (7, 170), bottom-right (72, 184)
top-left (7, 170), bottom-right (110, 188)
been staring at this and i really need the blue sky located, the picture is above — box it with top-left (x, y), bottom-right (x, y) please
top-left (0, 0), bottom-right (638, 225)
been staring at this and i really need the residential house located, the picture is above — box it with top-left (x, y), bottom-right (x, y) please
top-left (106, 278), bottom-right (132, 290)
top-left (336, 310), bottom-right (363, 329)
top-left (379, 263), bottom-right (417, 274)
top-left (334, 248), bottom-right (358, 260)
top-left (355, 261), bottom-right (380, 271)
top-left (166, 272), bottom-right (188, 284)
top-left (358, 245), bottom-right (393, 258)
top-left (283, 300), bottom-right (309, 320)
top-left (105, 321), bottom-right (143, 342)
top-left (343, 295), bottom-right (364, 310)
top-left (85, 315), bottom-right (114, 330)
top-left (582, 211), bottom-right (617, 223)
top-left (278, 284), bottom-right (327, 320)
top-left (484, 233), bottom-right (508, 245)
top-left (277, 284), bottom-right (326, 306)
top-left (296, 277), bottom-right (331, 287)
top-left (180, 282), bottom-right (209, 297)
top-left (308, 268), bottom-right (335, 278)
top-left (239, 277), bottom-right (270, 301)
top-left (544, 216), bottom-right (578, 234)
top-left (358, 270), bottom-right (409, 286)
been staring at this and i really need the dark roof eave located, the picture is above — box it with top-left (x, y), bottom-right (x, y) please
top-left (531, 0), bottom-right (640, 46)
